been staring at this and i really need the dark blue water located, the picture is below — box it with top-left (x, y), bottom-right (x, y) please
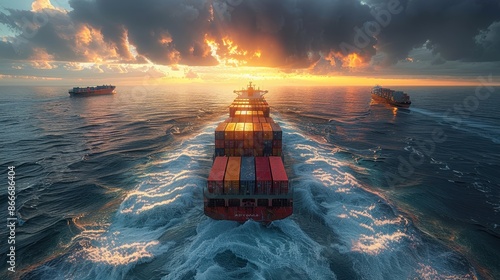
top-left (1, 85), bottom-right (499, 279)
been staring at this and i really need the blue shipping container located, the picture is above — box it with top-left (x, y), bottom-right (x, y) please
top-left (240, 157), bottom-right (256, 195)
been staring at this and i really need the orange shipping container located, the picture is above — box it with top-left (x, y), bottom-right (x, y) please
top-left (224, 157), bottom-right (241, 194)
top-left (262, 123), bottom-right (273, 140)
top-left (235, 123), bottom-right (245, 140)
top-left (215, 123), bottom-right (227, 140)
top-left (244, 123), bottom-right (253, 139)
top-left (225, 123), bottom-right (236, 139)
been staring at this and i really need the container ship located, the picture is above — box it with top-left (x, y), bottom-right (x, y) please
top-left (204, 82), bottom-right (293, 223)
top-left (69, 85), bottom-right (116, 96)
top-left (371, 85), bottom-right (411, 108)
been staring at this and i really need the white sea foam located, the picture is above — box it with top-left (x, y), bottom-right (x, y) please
top-left (277, 117), bottom-right (477, 279)
top-left (40, 123), bottom-right (218, 279)
top-left (36, 117), bottom-right (477, 279)
top-left (162, 219), bottom-right (337, 280)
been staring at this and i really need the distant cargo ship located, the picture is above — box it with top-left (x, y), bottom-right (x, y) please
top-left (69, 85), bottom-right (116, 96)
top-left (204, 82), bottom-right (293, 223)
top-left (371, 85), bottom-right (411, 108)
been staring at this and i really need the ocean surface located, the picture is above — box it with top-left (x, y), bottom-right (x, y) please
top-left (1, 84), bottom-right (499, 280)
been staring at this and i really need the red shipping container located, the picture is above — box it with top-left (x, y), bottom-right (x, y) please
top-left (255, 157), bottom-right (272, 194)
top-left (269, 156), bottom-right (288, 194)
top-left (207, 156), bottom-right (228, 194)
top-left (215, 139), bottom-right (225, 148)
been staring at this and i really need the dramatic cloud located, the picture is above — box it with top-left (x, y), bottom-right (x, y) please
top-left (368, 0), bottom-right (500, 65)
top-left (0, 7), bottom-right (124, 62)
top-left (1, 0), bottom-right (500, 74)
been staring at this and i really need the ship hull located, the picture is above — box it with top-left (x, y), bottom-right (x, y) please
top-left (204, 206), bottom-right (293, 223)
top-left (371, 93), bottom-right (411, 108)
top-left (204, 189), bottom-right (293, 223)
top-left (69, 89), bottom-right (115, 96)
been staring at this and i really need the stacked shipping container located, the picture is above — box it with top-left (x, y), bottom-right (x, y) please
top-left (206, 156), bottom-right (288, 195)
top-left (204, 83), bottom-right (292, 222)
top-left (214, 110), bottom-right (283, 157)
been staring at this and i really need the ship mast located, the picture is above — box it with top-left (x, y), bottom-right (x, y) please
top-left (234, 82), bottom-right (268, 99)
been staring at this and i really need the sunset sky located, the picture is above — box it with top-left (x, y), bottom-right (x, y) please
top-left (1, 0), bottom-right (500, 86)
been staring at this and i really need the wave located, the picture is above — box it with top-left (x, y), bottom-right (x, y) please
top-left (22, 118), bottom-right (479, 279)
top-left (281, 119), bottom-right (477, 279)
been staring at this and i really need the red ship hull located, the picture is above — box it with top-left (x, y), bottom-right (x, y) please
top-left (69, 86), bottom-right (116, 96)
top-left (204, 205), bottom-right (293, 223)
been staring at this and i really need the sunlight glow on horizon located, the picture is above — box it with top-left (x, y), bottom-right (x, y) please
top-left (1, 60), bottom-right (498, 87)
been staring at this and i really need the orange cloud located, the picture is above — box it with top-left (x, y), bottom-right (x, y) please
top-left (31, 0), bottom-right (56, 11)
top-left (204, 34), bottom-right (265, 67)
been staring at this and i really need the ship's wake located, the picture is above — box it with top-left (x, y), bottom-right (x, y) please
top-left (411, 107), bottom-right (500, 144)
top-left (25, 117), bottom-right (477, 280)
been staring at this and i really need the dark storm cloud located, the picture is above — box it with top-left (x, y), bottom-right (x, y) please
top-left (213, 0), bottom-right (376, 67)
top-left (367, 0), bottom-right (500, 65)
top-left (1, 8), bottom-right (77, 60)
top-left (69, 0), bottom-right (218, 65)
top-left (1, 0), bottom-right (500, 70)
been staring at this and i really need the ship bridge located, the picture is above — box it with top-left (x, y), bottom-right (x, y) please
top-left (234, 82), bottom-right (268, 99)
